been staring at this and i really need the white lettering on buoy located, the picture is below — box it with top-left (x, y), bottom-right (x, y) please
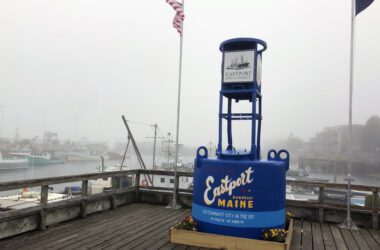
top-left (203, 167), bottom-right (254, 206)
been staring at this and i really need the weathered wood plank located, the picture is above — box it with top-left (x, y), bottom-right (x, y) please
top-left (67, 208), bottom-right (186, 249)
top-left (372, 191), bottom-right (378, 229)
top-left (73, 208), bottom-right (175, 249)
top-left (0, 188), bottom-right (135, 222)
top-left (102, 209), bottom-right (190, 249)
top-left (55, 205), bottom-right (164, 249)
top-left (285, 219), bottom-right (294, 250)
top-left (173, 244), bottom-right (189, 250)
top-left (302, 221), bottom-right (313, 250)
top-left (340, 228), bottom-right (359, 250)
top-left (15, 203), bottom-right (152, 250)
top-left (286, 179), bottom-right (380, 193)
top-left (368, 229), bottom-right (380, 245)
top-left (2, 203), bottom-right (380, 250)
top-left (181, 246), bottom-right (206, 249)
top-left (320, 223), bottom-right (337, 250)
top-left (40, 185), bottom-right (49, 205)
top-left (350, 229), bottom-right (370, 250)
top-left (122, 211), bottom-right (191, 249)
top-left (0, 202), bottom-right (140, 248)
top-left (0, 170), bottom-right (138, 191)
top-left (147, 235), bottom-right (172, 250)
top-left (289, 220), bottom-right (302, 250)
top-left (312, 222), bottom-right (325, 250)
top-left (287, 199), bottom-right (378, 213)
top-left (159, 242), bottom-right (178, 250)
top-left (329, 224), bottom-right (348, 250)
top-left (2, 171), bottom-right (379, 194)
top-left (186, 247), bottom-right (201, 250)
top-left (139, 186), bottom-right (193, 194)
top-left (360, 229), bottom-right (380, 250)
top-left (139, 169), bottom-right (193, 177)
top-left (134, 234), bottom-right (171, 250)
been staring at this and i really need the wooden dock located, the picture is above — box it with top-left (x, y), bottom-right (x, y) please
top-left (0, 203), bottom-right (192, 250)
top-left (0, 169), bottom-right (378, 249)
top-left (0, 203), bottom-right (379, 250)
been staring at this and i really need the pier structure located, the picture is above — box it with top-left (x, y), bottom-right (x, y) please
top-left (299, 153), bottom-right (380, 176)
top-left (0, 169), bottom-right (379, 249)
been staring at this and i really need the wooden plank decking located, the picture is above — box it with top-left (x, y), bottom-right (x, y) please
top-left (290, 219), bottom-right (380, 250)
top-left (0, 203), bottom-right (379, 249)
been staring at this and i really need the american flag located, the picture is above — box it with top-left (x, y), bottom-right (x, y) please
top-left (166, 0), bottom-right (185, 35)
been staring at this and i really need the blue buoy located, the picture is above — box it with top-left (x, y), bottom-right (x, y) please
top-left (192, 38), bottom-right (289, 239)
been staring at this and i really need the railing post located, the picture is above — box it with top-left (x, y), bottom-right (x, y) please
top-left (81, 180), bottom-right (88, 218)
top-left (111, 176), bottom-right (120, 189)
top-left (111, 176), bottom-right (120, 210)
top-left (39, 210), bottom-right (46, 231)
top-left (372, 189), bottom-right (378, 229)
top-left (318, 186), bottom-right (324, 223)
top-left (39, 185), bottom-right (49, 231)
top-left (135, 171), bottom-right (140, 202)
top-left (40, 185), bottom-right (49, 205)
top-left (176, 175), bottom-right (180, 189)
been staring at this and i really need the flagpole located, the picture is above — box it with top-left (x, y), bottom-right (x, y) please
top-left (170, 0), bottom-right (184, 209)
top-left (340, 0), bottom-right (357, 230)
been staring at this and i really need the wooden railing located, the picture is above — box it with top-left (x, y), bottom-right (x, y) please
top-left (286, 179), bottom-right (379, 229)
top-left (0, 169), bottom-right (378, 239)
top-left (0, 169), bottom-right (192, 239)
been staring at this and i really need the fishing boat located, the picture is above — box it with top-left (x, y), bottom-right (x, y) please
top-left (2, 148), bottom-right (32, 158)
top-left (63, 151), bottom-right (100, 162)
top-left (0, 151), bottom-right (28, 170)
top-left (27, 153), bottom-right (65, 166)
top-left (89, 165), bottom-right (132, 195)
top-left (147, 159), bottom-right (193, 189)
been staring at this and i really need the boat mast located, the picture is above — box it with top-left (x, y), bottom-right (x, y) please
top-left (164, 133), bottom-right (174, 168)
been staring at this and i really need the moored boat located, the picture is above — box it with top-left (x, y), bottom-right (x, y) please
top-left (27, 153), bottom-right (65, 166)
top-left (0, 151), bottom-right (28, 170)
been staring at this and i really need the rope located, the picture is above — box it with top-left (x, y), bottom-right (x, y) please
top-left (126, 120), bottom-right (153, 127)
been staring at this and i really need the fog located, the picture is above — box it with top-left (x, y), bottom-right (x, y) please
top-left (0, 0), bottom-right (379, 149)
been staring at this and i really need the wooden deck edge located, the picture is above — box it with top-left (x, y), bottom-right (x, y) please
top-left (285, 219), bottom-right (294, 250)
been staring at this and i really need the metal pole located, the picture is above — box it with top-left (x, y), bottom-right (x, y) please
top-left (340, 0), bottom-right (357, 230)
top-left (227, 98), bottom-right (232, 150)
top-left (152, 124), bottom-right (157, 184)
top-left (0, 105), bottom-right (3, 138)
top-left (250, 92), bottom-right (257, 160)
top-left (152, 124), bottom-right (157, 170)
top-left (217, 92), bottom-right (223, 155)
top-left (100, 156), bottom-right (105, 171)
top-left (167, 133), bottom-right (171, 165)
top-left (170, 0), bottom-right (185, 209)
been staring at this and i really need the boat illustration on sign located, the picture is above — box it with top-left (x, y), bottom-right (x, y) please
top-left (226, 55), bottom-right (250, 70)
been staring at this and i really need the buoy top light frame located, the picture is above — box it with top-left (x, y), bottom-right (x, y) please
top-left (219, 37), bottom-right (267, 53)
top-left (219, 37), bottom-right (266, 98)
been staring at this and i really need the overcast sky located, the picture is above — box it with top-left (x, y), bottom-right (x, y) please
top-left (0, 0), bottom-right (379, 149)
